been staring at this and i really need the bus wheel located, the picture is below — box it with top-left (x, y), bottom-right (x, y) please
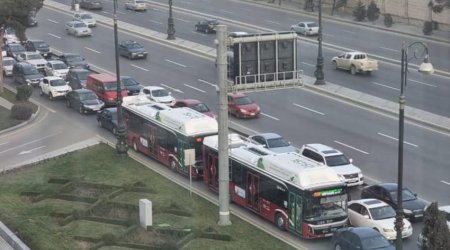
top-left (169, 159), bottom-right (178, 172)
top-left (275, 213), bottom-right (286, 231)
top-left (132, 140), bottom-right (139, 152)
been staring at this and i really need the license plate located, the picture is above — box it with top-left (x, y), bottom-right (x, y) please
top-left (416, 214), bottom-right (423, 217)
top-left (138, 54), bottom-right (143, 57)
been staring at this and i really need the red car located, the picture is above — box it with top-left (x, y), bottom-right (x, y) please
top-left (227, 92), bottom-right (260, 118)
top-left (172, 99), bottom-right (215, 118)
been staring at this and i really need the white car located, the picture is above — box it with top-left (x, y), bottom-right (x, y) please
top-left (2, 57), bottom-right (16, 76)
top-left (139, 86), bottom-right (175, 105)
top-left (44, 60), bottom-right (69, 79)
top-left (16, 51), bottom-right (47, 71)
top-left (65, 21), bottom-right (92, 37)
top-left (39, 76), bottom-right (72, 100)
top-left (73, 12), bottom-right (96, 27)
top-left (299, 143), bottom-right (364, 186)
top-left (125, 0), bottom-right (148, 11)
top-left (3, 28), bottom-right (19, 44)
top-left (290, 21), bottom-right (319, 36)
top-left (348, 199), bottom-right (413, 241)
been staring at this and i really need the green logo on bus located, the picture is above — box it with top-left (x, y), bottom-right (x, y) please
top-left (320, 188), bottom-right (343, 196)
top-left (257, 158), bottom-right (264, 169)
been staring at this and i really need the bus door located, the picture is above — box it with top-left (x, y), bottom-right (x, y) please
top-left (246, 172), bottom-right (260, 212)
top-left (205, 152), bottom-right (218, 190)
top-left (288, 192), bottom-right (303, 235)
top-left (146, 124), bottom-right (158, 158)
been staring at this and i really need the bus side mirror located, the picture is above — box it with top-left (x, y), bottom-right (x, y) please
top-left (349, 158), bottom-right (353, 163)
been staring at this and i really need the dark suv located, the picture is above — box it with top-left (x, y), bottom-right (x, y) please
top-left (67, 68), bottom-right (92, 89)
top-left (24, 40), bottom-right (51, 58)
top-left (195, 19), bottom-right (219, 33)
top-left (12, 62), bottom-right (44, 86)
top-left (59, 53), bottom-right (90, 69)
top-left (118, 40), bottom-right (147, 59)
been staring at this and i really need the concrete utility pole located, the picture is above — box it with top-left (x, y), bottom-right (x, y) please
top-left (216, 25), bottom-right (231, 226)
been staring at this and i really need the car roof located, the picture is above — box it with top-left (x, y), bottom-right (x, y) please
top-left (44, 76), bottom-right (64, 81)
top-left (27, 39), bottom-right (46, 43)
top-left (142, 86), bottom-right (164, 91)
top-left (304, 143), bottom-right (343, 156)
top-left (376, 183), bottom-right (399, 191)
top-left (68, 20), bottom-right (85, 25)
top-left (351, 198), bottom-right (388, 208)
top-left (88, 73), bottom-right (116, 82)
top-left (251, 133), bottom-right (282, 140)
top-left (300, 21), bottom-right (317, 24)
top-left (343, 227), bottom-right (383, 238)
top-left (439, 205), bottom-right (450, 213)
top-left (3, 57), bottom-right (15, 61)
top-left (75, 88), bottom-right (95, 94)
top-left (63, 53), bottom-right (81, 57)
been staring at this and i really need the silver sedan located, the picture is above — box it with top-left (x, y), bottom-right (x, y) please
top-left (65, 21), bottom-right (92, 37)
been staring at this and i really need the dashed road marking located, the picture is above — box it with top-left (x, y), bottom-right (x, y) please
top-left (165, 59), bottom-right (186, 68)
top-left (372, 82), bottom-right (400, 91)
top-left (293, 103), bottom-right (325, 115)
top-left (376, 132), bottom-right (419, 147)
top-left (184, 84), bottom-right (206, 93)
top-left (408, 79), bottom-right (437, 87)
top-left (160, 83), bottom-right (184, 93)
top-left (380, 47), bottom-right (399, 52)
top-left (47, 19), bottom-right (59, 24)
top-left (130, 64), bottom-right (149, 71)
top-left (197, 79), bottom-right (217, 88)
top-left (261, 113), bottom-right (279, 121)
top-left (334, 140), bottom-right (370, 155)
top-left (48, 33), bottom-right (61, 39)
top-left (149, 20), bottom-right (163, 25)
top-left (84, 47), bottom-right (101, 54)
top-left (301, 62), bottom-right (315, 67)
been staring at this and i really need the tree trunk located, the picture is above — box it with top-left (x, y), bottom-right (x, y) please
top-left (0, 32), bottom-right (4, 94)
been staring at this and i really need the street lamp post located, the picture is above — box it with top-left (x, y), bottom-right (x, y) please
top-left (314, 0), bottom-right (325, 85)
top-left (395, 41), bottom-right (433, 250)
top-left (167, 0), bottom-right (175, 40)
top-left (113, 0), bottom-right (128, 156)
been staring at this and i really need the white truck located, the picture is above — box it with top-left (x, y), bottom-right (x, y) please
top-left (332, 51), bottom-right (379, 75)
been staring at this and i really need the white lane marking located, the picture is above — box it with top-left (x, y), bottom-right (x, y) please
top-left (160, 83), bottom-right (184, 93)
top-left (48, 33), bottom-right (61, 39)
top-left (372, 82), bottom-right (400, 91)
top-left (47, 19), bottom-right (59, 24)
top-left (261, 113), bottom-right (280, 121)
top-left (84, 47), bottom-right (101, 54)
top-left (220, 10), bottom-right (233, 14)
top-left (266, 20), bottom-right (281, 25)
top-left (408, 79), bottom-right (437, 87)
top-left (302, 62), bottom-right (315, 67)
top-left (149, 19), bottom-right (163, 25)
top-left (441, 180), bottom-right (450, 186)
top-left (334, 140), bottom-right (370, 155)
top-left (165, 59), bottom-right (186, 68)
top-left (376, 132), bottom-right (419, 147)
top-left (197, 79), bottom-right (217, 88)
top-left (380, 47), bottom-right (399, 52)
top-left (184, 84), bottom-right (206, 93)
top-left (18, 146), bottom-right (46, 155)
top-left (102, 11), bottom-right (110, 14)
top-left (174, 17), bottom-right (190, 23)
top-left (0, 132), bottom-right (60, 154)
top-left (229, 121), bottom-right (259, 134)
top-left (293, 103), bottom-right (325, 115)
top-left (130, 64), bottom-right (149, 71)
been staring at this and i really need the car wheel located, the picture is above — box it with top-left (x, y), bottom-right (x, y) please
top-left (40, 88), bottom-right (44, 96)
top-left (335, 244), bottom-right (342, 250)
top-left (78, 105), bottom-right (84, 114)
top-left (66, 99), bottom-right (71, 108)
top-left (48, 93), bottom-right (54, 100)
top-left (333, 61), bottom-right (338, 70)
top-left (275, 213), bottom-right (286, 231)
top-left (169, 159), bottom-right (178, 172)
top-left (350, 65), bottom-right (357, 75)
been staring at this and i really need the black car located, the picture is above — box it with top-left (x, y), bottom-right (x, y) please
top-left (23, 40), bottom-right (50, 58)
top-left (65, 89), bottom-right (105, 114)
top-left (118, 40), bottom-right (147, 59)
top-left (195, 19), bottom-right (219, 33)
top-left (331, 227), bottom-right (394, 250)
top-left (59, 53), bottom-right (90, 69)
top-left (79, 0), bottom-right (103, 10)
top-left (97, 108), bottom-right (118, 135)
top-left (5, 43), bottom-right (26, 60)
top-left (67, 68), bottom-right (92, 89)
top-left (12, 62), bottom-right (44, 86)
top-left (120, 76), bottom-right (142, 95)
top-left (361, 183), bottom-right (427, 221)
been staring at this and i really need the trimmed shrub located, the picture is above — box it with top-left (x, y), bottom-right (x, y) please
top-left (16, 84), bottom-right (33, 102)
top-left (353, 1), bottom-right (366, 22)
top-left (101, 233), bottom-right (118, 245)
top-left (423, 21), bottom-right (433, 35)
top-left (384, 14), bottom-right (393, 27)
top-left (10, 102), bottom-right (34, 120)
top-left (367, 1), bottom-right (380, 22)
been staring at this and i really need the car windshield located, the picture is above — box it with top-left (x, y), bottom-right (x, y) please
top-left (9, 45), bottom-right (25, 52)
top-left (191, 103), bottom-right (210, 113)
top-left (151, 89), bottom-right (169, 97)
top-left (304, 195), bottom-right (347, 220)
top-left (361, 235), bottom-right (391, 249)
top-left (325, 154), bottom-right (350, 166)
top-left (127, 43), bottom-right (142, 49)
top-left (74, 22), bottom-right (87, 28)
top-left (307, 22), bottom-right (318, 27)
top-left (235, 96), bottom-right (253, 105)
top-left (136, 0), bottom-right (144, 3)
top-left (81, 14), bottom-right (92, 19)
top-left (66, 56), bottom-right (83, 62)
top-left (369, 205), bottom-right (396, 220)
top-left (27, 54), bottom-right (43, 60)
top-left (50, 79), bottom-right (67, 87)
top-left (23, 67), bottom-right (39, 75)
top-left (3, 59), bottom-right (14, 66)
top-left (76, 71), bottom-right (90, 80)
top-left (121, 78), bottom-right (139, 86)
top-left (267, 137), bottom-right (290, 148)
top-left (34, 42), bottom-right (49, 48)
top-left (53, 63), bottom-right (68, 70)
top-left (104, 82), bottom-right (124, 91)
top-left (389, 188), bottom-right (417, 202)
top-left (79, 92), bottom-right (98, 101)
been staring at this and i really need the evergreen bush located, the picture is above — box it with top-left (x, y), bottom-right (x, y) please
top-left (423, 21), bottom-right (433, 35)
top-left (10, 102), bottom-right (34, 120)
top-left (352, 1), bottom-right (366, 22)
top-left (367, 1), bottom-right (380, 23)
top-left (384, 14), bottom-right (393, 27)
top-left (16, 84), bottom-right (33, 102)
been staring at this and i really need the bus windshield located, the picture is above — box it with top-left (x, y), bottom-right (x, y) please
top-left (304, 194), bottom-right (347, 221)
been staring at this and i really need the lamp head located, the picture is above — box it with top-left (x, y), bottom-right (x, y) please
top-left (418, 61), bottom-right (434, 75)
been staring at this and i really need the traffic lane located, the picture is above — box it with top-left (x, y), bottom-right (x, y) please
top-left (148, 0), bottom-right (450, 72)
top-left (241, 88), bottom-right (450, 204)
top-left (297, 41), bottom-right (450, 117)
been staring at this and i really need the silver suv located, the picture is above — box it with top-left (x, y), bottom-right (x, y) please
top-left (299, 143), bottom-right (364, 186)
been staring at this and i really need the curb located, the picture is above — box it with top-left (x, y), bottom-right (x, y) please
top-left (0, 221), bottom-right (30, 250)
